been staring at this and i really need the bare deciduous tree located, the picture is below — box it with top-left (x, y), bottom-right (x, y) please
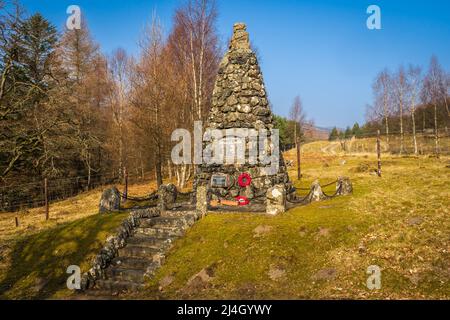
top-left (173, 0), bottom-right (220, 122)
top-left (393, 66), bottom-right (407, 154)
top-left (107, 48), bottom-right (131, 179)
top-left (289, 95), bottom-right (306, 147)
top-left (422, 55), bottom-right (445, 157)
top-left (373, 69), bottom-right (393, 149)
top-left (406, 65), bottom-right (422, 154)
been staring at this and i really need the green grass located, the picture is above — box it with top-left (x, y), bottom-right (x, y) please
top-left (0, 211), bottom-right (127, 299)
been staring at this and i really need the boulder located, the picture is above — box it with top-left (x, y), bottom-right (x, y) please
top-left (266, 184), bottom-right (286, 215)
top-left (99, 187), bottom-right (121, 213)
top-left (310, 180), bottom-right (326, 201)
top-left (196, 185), bottom-right (208, 218)
top-left (336, 176), bottom-right (353, 195)
top-left (158, 184), bottom-right (178, 210)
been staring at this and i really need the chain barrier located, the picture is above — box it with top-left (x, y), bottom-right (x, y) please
top-left (322, 184), bottom-right (342, 198)
top-left (287, 180), bottom-right (340, 205)
top-left (118, 190), bottom-right (158, 202)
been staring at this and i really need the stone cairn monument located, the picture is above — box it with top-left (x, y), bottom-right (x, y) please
top-left (194, 23), bottom-right (293, 213)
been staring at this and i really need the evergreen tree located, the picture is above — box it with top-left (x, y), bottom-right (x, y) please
top-left (329, 127), bottom-right (339, 141)
top-left (344, 126), bottom-right (352, 138)
top-left (0, 12), bottom-right (59, 178)
top-left (273, 115), bottom-right (288, 148)
top-left (351, 122), bottom-right (361, 137)
top-left (19, 13), bottom-right (57, 86)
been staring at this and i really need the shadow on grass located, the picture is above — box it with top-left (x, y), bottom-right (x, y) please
top-left (0, 212), bottom-right (127, 299)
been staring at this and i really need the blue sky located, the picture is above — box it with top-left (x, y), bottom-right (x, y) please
top-left (19, 0), bottom-right (450, 128)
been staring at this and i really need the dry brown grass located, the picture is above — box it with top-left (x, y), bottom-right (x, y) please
top-left (0, 176), bottom-right (193, 245)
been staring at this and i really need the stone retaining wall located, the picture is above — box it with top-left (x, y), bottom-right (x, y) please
top-left (80, 207), bottom-right (160, 290)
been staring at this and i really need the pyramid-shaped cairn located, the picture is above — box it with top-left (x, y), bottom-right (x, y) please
top-left (194, 23), bottom-right (293, 202)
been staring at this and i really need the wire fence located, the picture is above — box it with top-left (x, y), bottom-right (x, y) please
top-left (327, 129), bottom-right (450, 156)
top-left (0, 166), bottom-right (164, 213)
top-left (3, 129), bottom-right (448, 213)
top-left (0, 173), bottom-right (121, 213)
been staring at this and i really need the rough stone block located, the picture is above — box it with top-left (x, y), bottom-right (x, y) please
top-left (99, 187), bottom-right (121, 213)
top-left (158, 184), bottom-right (178, 211)
top-left (310, 180), bottom-right (326, 201)
top-left (196, 185), bottom-right (208, 218)
top-left (266, 184), bottom-right (286, 215)
top-left (336, 176), bottom-right (353, 195)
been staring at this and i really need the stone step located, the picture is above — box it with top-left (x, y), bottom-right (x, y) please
top-left (140, 216), bottom-right (193, 229)
top-left (111, 256), bottom-right (153, 270)
top-left (106, 267), bottom-right (146, 283)
top-left (145, 260), bottom-right (165, 278)
top-left (83, 210), bottom-right (200, 298)
top-left (135, 226), bottom-right (185, 238)
top-left (126, 234), bottom-right (173, 247)
top-left (95, 279), bottom-right (145, 292)
top-left (162, 211), bottom-right (200, 220)
top-left (118, 244), bottom-right (161, 259)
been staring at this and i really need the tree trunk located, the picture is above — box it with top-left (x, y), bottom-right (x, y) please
top-left (87, 164), bottom-right (91, 191)
top-left (118, 117), bottom-right (124, 180)
top-left (411, 109), bottom-right (418, 155)
top-left (180, 164), bottom-right (187, 189)
top-left (176, 166), bottom-right (181, 187)
top-left (423, 110), bottom-right (426, 132)
top-left (399, 100), bottom-right (404, 154)
top-left (155, 159), bottom-right (163, 188)
top-left (294, 124), bottom-right (297, 148)
top-left (444, 97), bottom-right (450, 119)
top-left (140, 152), bottom-right (144, 180)
top-left (433, 103), bottom-right (440, 158)
top-left (167, 159), bottom-right (172, 180)
top-left (384, 115), bottom-right (389, 150)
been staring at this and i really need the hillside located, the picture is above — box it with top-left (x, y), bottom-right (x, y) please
top-left (135, 146), bottom-right (449, 299)
top-left (0, 141), bottom-right (449, 299)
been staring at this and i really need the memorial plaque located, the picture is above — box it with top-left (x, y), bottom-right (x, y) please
top-left (211, 174), bottom-right (228, 188)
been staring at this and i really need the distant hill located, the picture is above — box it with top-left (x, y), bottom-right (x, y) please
top-left (303, 125), bottom-right (330, 141)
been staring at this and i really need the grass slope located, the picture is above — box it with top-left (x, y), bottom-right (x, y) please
top-left (140, 146), bottom-right (449, 299)
top-left (0, 141), bottom-right (448, 299)
top-left (0, 211), bottom-right (127, 299)
top-left (0, 172), bottom-right (189, 299)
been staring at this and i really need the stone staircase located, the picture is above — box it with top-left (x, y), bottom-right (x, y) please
top-left (84, 210), bottom-right (200, 297)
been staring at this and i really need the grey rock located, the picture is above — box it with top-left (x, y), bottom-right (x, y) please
top-left (336, 176), bottom-right (353, 195)
top-left (99, 187), bottom-right (121, 213)
top-left (266, 184), bottom-right (286, 215)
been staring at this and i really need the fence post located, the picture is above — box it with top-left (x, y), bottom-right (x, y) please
top-left (296, 137), bottom-right (301, 180)
top-left (123, 167), bottom-right (128, 202)
top-left (15, 216), bottom-right (19, 227)
top-left (377, 130), bottom-right (382, 177)
top-left (44, 178), bottom-right (49, 220)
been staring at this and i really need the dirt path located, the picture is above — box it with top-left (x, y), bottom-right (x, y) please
top-left (320, 142), bottom-right (341, 155)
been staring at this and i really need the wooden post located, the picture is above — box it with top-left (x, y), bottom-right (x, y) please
top-left (377, 130), bottom-right (382, 177)
top-left (15, 217), bottom-right (19, 227)
top-left (123, 167), bottom-right (128, 202)
top-left (44, 178), bottom-right (49, 220)
top-left (296, 137), bottom-right (301, 180)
